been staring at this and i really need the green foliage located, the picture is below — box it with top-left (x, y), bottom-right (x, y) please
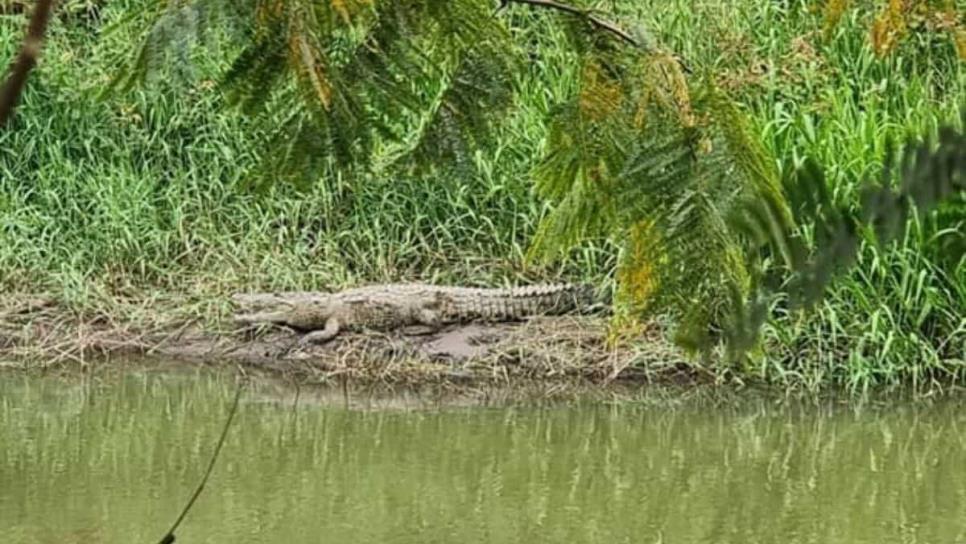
top-left (3, 0), bottom-right (964, 390)
top-left (725, 110), bottom-right (965, 364)
top-left (529, 41), bottom-right (790, 344)
top-left (110, 0), bottom-right (519, 173)
top-left (109, 0), bottom-right (791, 342)
top-left (817, 0), bottom-right (964, 58)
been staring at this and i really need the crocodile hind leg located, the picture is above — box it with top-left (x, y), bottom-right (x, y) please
top-left (400, 308), bottom-right (440, 336)
top-left (300, 317), bottom-right (341, 344)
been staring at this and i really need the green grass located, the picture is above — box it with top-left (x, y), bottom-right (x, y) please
top-left (0, 0), bottom-right (963, 391)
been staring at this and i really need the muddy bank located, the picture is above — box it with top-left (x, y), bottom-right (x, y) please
top-left (0, 294), bottom-right (701, 388)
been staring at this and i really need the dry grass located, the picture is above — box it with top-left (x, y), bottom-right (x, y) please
top-left (0, 294), bottom-right (699, 389)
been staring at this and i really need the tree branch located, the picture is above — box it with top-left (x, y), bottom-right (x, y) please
top-left (156, 382), bottom-right (244, 544)
top-left (502, 0), bottom-right (639, 48)
top-left (0, 0), bottom-right (54, 127)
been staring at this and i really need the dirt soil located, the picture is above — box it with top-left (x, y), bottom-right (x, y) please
top-left (0, 294), bottom-right (703, 388)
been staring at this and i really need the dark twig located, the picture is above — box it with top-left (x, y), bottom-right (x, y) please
top-left (502, 0), bottom-right (639, 48)
top-left (156, 382), bottom-right (244, 544)
top-left (0, 0), bottom-right (54, 127)
top-left (500, 0), bottom-right (692, 73)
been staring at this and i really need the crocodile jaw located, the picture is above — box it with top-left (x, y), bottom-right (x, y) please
top-left (234, 302), bottom-right (338, 332)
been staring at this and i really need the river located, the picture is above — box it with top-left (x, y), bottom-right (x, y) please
top-left (2, 370), bottom-right (965, 543)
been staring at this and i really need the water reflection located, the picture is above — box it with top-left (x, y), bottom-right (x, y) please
top-left (2, 372), bottom-right (965, 543)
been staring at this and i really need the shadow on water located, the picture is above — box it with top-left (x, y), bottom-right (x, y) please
top-left (2, 367), bottom-right (966, 543)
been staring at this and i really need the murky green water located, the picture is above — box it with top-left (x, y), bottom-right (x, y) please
top-left (3, 372), bottom-right (966, 543)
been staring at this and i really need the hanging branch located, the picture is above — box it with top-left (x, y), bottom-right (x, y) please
top-left (156, 382), bottom-right (244, 544)
top-left (0, 0), bottom-right (55, 127)
top-left (501, 0), bottom-right (692, 72)
top-left (502, 0), bottom-right (640, 48)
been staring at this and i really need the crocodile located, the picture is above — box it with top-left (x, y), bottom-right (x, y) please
top-left (232, 283), bottom-right (604, 344)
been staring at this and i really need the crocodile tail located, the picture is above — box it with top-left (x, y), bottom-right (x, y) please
top-left (506, 283), bottom-right (606, 316)
top-left (568, 283), bottom-right (610, 314)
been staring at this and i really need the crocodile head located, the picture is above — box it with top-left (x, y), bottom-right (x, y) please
top-left (232, 293), bottom-right (340, 331)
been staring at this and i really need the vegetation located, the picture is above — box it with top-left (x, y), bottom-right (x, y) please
top-left (0, 0), bottom-right (963, 391)
top-left (99, 0), bottom-right (793, 337)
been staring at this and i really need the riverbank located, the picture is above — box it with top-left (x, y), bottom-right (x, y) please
top-left (0, 293), bottom-right (702, 388)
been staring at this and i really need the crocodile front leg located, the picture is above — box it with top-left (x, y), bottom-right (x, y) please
top-left (300, 317), bottom-right (341, 344)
